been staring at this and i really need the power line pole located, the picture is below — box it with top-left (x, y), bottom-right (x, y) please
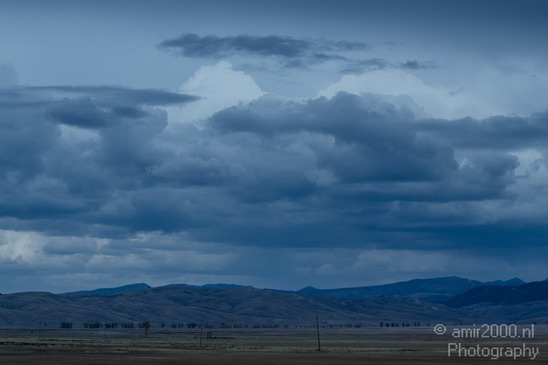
top-left (316, 314), bottom-right (321, 352)
top-left (199, 320), bottom-right (203, 347)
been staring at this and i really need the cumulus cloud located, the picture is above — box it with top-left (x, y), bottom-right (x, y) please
top-left (1, 80), bottom-right (548, 290)
top-left (417, 113), bottom-right (548, 149)
top-left (167, 61), bottom-right (264, 124)
top-left (321, 64), bottom-right (548, 120)
top-left (318, 69), bottom-right (485, 119)
top-left (2, 84), bottom-right (546, 239)
top-left (0, 84), bottom-right (197, 232)
top-left (2, 0), bottom-right (548, 293)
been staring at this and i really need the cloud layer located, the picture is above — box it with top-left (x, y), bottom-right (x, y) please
top-left (1, 0), bottom-right (548, 293)
top-left (159, 33), bottom-right (432, 73)
top-left (1, 83), bottom-right (547, 244)
top-left (1, 77), bottom-right (547, 291)
top-left (159, 33), bottom-right (370, 67)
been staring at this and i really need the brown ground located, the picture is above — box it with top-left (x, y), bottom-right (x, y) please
top-left (0, 326), bottom-right (546, 364)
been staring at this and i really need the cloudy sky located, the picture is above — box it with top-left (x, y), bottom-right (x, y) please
top-left (1, 0), bottom-right (547, 293)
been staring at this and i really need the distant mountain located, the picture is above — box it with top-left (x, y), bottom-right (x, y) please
top-left (201, 283), bottom-right (247, 289)
top-left (64, 283), bottom-right (151, 296)
top-left (299, 277), bottom-right (524, 302)
top-left (0, 284), bottom-right (471, 327)
top-left (446, 281), bottom-right (548, 307)
top-left (1, 278), bottom-right (546, 328)
top-left (484, 278), bottom-right (525, 286)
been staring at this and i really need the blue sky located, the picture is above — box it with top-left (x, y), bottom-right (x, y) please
top-left (0, 0), bottom-right (547, 292)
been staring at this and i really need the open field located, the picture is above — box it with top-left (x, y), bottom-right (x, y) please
top-left (0, 326), bottom-right (546, 364)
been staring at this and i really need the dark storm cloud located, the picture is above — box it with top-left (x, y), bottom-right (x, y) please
top-left (405, 223), bottom-right (548, 249)
top-left (339, 59), bottom-right (438, 74)
top-left (323, 40), bottom-right (371, 52)
top-left (399, 60), bottom-right (437, 70)
top-left (47, 98), bottom-right (111, 129)
top-left (1, 86), bottom-right (546, 252)
top-left (29, 85), bottom-right (199, 106)
top-left (0, 86), bottom-right (198, 111)
top-left (208, 93), bottom-right (520, 202)
top-left (160, 33), bottom-right (439, 74)
top-left (159, 33), bottom-right (312, 58)
top-left (159, 33), bottom-right (370, 68)
top-left (0, 85), bottom-right (197, 130)
top-left (338, 58), bottom-right (390, 73)
top-left (209, 93), bottom-right (451, 185)
top-left (0, 84), bottom-right (197, 229)
top-left (417, 113), bottom-right (548, 149)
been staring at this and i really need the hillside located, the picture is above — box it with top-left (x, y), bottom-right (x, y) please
top-left (0, 284), bottom-right (470, 328)
top-left (300, 276), bottom-right (524, 302)
top-left (1, 278), bottom-right (546, 329)
top-left (446, 281), bottom-right (548, 307)
top-left (64, 283), bottom-right (151, 296)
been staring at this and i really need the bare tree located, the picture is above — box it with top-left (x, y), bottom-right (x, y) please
top-left (140, 321), bottom-right (150, 337)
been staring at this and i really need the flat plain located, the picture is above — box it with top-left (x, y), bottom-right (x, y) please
top-left (0, 326), bottom-right (546, 364)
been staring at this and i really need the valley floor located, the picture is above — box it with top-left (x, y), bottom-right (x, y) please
top-left (0, 326), bottom-right (546, 364)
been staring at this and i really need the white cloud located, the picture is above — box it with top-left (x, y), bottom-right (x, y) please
top-left (318, 69), bottom-right (484, 119)
top-left (467, 63), bottom-right (548, 118)
top-left (0, 230), bottom-right (43, 264)
top-left (167, 61), bottom-right (264, 125)
top-left (318, 65), bottom-right (548, 120)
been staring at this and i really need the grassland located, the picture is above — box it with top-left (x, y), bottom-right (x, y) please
top-left (0, 326), bottom-right (546, 364)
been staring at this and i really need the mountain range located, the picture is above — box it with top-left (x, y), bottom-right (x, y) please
top-left (1, 277), bottom-right (547, 328)
top-left (446, 281), bottom-right (548, 307)
top-left (64, 283), bottom-right (151, 296)
top-left (299, 276), bottom-right (524, 302)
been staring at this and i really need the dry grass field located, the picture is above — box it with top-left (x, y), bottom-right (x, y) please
top-left (0, 326), bottom-right (546, 364)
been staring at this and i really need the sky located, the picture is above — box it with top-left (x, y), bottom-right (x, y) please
top-left (0, 0), bottom-right (548, 293)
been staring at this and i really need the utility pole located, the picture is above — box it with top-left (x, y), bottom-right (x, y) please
top-left (199, 320), bottom-right (203, 347)
top-left (316, 314), bottom-right (321, 352)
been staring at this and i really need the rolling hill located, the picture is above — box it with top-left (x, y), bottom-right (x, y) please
top-left (1, 277), bottom-right (546, 328)
top-left (0, 284), bottom-right (471, 328)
